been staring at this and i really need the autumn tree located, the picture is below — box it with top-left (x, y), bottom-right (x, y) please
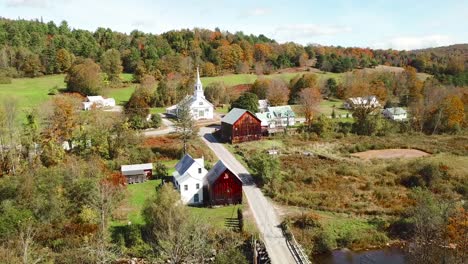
top-left (299, 87), bottom-right (321, 126)
top-left (42, 94), bottom-right (81, 152)
top-left (204, 82), bottom-right (229, 106)
top-left (289, 73), bottom-right (318, 104)
top-left (55, 48), bottom-right (73, 73)
top-left (22, 54), bottom-right (42, 77)
top-left (250, 78), bottom-right (270, 99)
top-left (66, 58), bottom-right (103, 95)
top-left (441, 95), bottom-right (465, 132)
top-left (230, 92), bottom-right (259, 113)
top-left (101, 48), bottom-right (123, 84)
top-left (267, 79), bottom-right (289, 106)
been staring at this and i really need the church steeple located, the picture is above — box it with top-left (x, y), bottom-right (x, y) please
top-left (194, 66), bottom-right (205, 99)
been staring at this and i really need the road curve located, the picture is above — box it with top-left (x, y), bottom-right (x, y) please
top-left (199, 127), bottom-right (296, 264)
top-left (142, 115), bottom-right (176, 137)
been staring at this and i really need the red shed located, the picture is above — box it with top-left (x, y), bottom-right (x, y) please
top-left (205, 160), bottom-right (243, 205)
top-left (221, 108), bottom-right (262, 143)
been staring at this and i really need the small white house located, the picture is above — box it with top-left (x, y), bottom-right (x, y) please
top-left (166, 68), bottom-right (214, 120)
top-left (383, 107), bottom-right (407, 121)
top-left (344, 96), bottom-right (380, 109)
top-left (121, 163), bottom-right (153, 184)
top-left (256, 105), bottom-right (296, 128)
top-left (173, 154), bottom-right (207, 204)
top-left (82, 96), bottom-right (116, 110)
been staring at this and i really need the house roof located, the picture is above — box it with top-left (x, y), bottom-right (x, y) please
top-left (384, 107), bottom-right (406, 115)
top-left (205, 160), bottom-right (242, 185)
top-left (221, 108), bottom-right (259, 125)
top-left (121, 163), bottom-right (153, 173)
top-left (174, 154), bottom-right (196, 176)
top-left (267, 105), bottom-right (295, 118)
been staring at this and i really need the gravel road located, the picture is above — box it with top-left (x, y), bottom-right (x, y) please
top-left (199, 127), bottom-right (296, 264)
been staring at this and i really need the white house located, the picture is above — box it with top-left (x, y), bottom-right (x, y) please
top-left (344, 96), bottom-right (381, 109)
top-left (173, 154), bottom-right (207, 204)
top-left (256, 105), bottom-right (296, 128)
top-left (383, 107), bottom-right (407, 121)
top-left (82, 96), bottom-right (116, 110)
top-left (121, 163), bottom-right (153, 184)
top-left (166, 68), bottom-right (214, 120)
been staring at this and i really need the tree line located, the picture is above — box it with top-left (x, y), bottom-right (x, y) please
top-left (0, 17), bottom-right (466, 86)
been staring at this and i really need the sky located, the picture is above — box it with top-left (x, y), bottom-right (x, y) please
top-left (1, 0), bottom-right (468, 50)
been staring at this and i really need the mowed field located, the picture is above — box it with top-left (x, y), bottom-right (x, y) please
top-left (0, 74), bottom-right (66, 110)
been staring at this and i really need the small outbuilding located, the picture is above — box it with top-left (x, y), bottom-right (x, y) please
top-left (205, 160), bottom-right (243, 205)
top-left (221, 108), bottom-right (262, 143)
top-left (121, 163), bottom-right (153, 184)
top-left (382, 107), bottom-right (407, 121)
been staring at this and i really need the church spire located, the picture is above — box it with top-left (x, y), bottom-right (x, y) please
top-left (194, 66), bottom-right (205, 98)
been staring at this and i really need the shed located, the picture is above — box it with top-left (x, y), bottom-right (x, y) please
top-left (205, 160), bottom-right (243, 205)
top-left (121, 163), bottom-right (153, 184)
top-left (221, 108), bottom-right (262, 143)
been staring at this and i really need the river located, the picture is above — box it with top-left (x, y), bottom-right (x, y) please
top-left (314, 247), bottom-right (407, 264)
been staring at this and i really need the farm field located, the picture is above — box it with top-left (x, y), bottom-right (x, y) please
top-left (228, 132), bottom-right (468, 253)
top-left (0, 66), bottom-right (429, 122)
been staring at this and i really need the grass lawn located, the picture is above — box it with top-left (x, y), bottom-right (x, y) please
top-left (150, 107), bottom-right (166, 114)
top-left (103, 85), bottom-right (136, 105)
top-left (318, 99), bottom-right (352, 118)
top-left (189, 204), bottom-right (243, 229)
top-left (214, 104), bottom-right (230, 114)
top-left (113, 179), bottom-right (161, 226)
top-left (120, 73), bottom-right (134, 82)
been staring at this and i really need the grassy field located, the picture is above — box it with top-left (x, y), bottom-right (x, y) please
top-left (189, 205), bottom-right (243, 229)
top-left (0, 74), bottom-right (66, 111)
top-left (113, 179), bottom-right (161, 226)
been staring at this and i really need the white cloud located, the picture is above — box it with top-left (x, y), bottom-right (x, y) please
top-left (240, 8), bottom-right (270, 18)
top-left (131, 19), bottom-right (155, 28)
top-left (6, 0), bottom-right (48, 8)
top-left (273, 24), bottom-right (352, 43)
top-left (373, 35), bottom-right (453, 50)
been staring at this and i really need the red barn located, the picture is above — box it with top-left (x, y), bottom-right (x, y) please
top-left (221, 108), bottom-right (262, 143)
top-left (205, 160), bottom-right (243, 205)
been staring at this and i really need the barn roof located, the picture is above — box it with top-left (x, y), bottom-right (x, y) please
top-left (121, 163), bottom-right (153, 174)
top-left (221, 108), bottom-right (260, 125)
top-left (206, 160), bottom-right (242, 185)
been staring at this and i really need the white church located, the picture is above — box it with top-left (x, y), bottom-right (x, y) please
top-left (166, 68), bottom-right (214, 120)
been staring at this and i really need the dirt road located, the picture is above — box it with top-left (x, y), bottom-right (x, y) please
top-left (199, 127), bottom-right (296, 264)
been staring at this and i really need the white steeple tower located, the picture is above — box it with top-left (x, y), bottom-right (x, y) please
top-left (194, 67), bottom-right (205, 99)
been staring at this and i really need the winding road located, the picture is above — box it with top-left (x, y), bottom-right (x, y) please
top-left (199, 127), bottom-right (296, 264)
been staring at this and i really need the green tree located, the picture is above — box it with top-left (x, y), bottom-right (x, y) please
top-left (230, 92), bottom-right (259, 113)
top-left (101, 48), bottom-right (123, 84)
top-left (174, 100), bottom-right (199, 154)
top-left (143, 184), bottom-right (211, 263)
top-left (65, 58), bottom-right (103, 95)
top-left (326, 78), bottom-right (338, 98)
top-left (249, 152), bottom-right (280, 187)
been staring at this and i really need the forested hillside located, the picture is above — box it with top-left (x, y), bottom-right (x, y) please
top-left (0, 17), bottom-right (466, 85)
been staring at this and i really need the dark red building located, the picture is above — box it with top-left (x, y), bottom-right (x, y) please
top-left (220, 108), bottom-right (262, 143)
top-left (205, 160), bottom-right (243, 205)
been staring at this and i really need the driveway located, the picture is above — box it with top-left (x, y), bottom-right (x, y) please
top-left (142, 115), bottom-right (176, 137)
top-left (199, 127), bottom-right (296, 264)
